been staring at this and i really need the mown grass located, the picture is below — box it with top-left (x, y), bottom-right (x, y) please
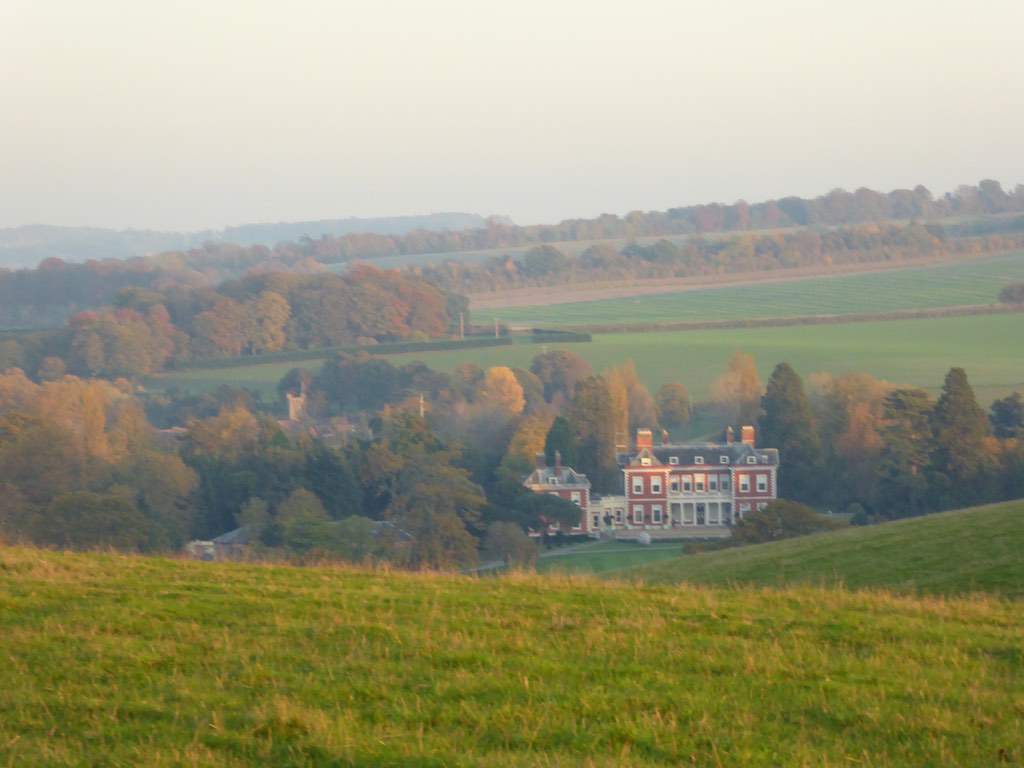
top-left (1, 546), bottom-right (1022, 767)
top-left (488, 251), bottom-right (1024, 327)
top-left (536, 540), bottom-right (687, 576)
top-left (147, 312), bottom-right (1024, 408)
top-left (633, 500), bottom-right (1024, 597)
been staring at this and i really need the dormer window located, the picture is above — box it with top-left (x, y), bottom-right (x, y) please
top-left (669, 456), bottom-right (679, 465)
top-left (548, 477), bottom-right (559, 485)
top-left (640, 457), bottom-right (651, 466)
top-left (746, 456), bottom-right (757, 464)
top-left (719, 456), bottom-right (729, 464)
top-left (695, 456), bottom-right (704, 465)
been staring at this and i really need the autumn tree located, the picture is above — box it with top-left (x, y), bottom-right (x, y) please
top-left (483, 521), bottom-right (538, 568)
top-left (712, 352), bottom-right (763, 424)
top-left (475, 366), bottom-right (526, 419)
top-left (530, 350), bottom-right (592, 404)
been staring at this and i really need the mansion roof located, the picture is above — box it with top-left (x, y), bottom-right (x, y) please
top-left (621, 442), bottom-right (779, 468)
top-left (524, 465), bottom-right (591, 488)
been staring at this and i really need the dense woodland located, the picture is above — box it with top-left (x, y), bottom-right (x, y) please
top-left (0, 266), bottom-right (465, 379)
top-left (2, 341), bottom-right (1022, 568)
top-left (420, 221), bottom-right (1024, 293)
top-left (3, 180), bottom-right (1024, 329)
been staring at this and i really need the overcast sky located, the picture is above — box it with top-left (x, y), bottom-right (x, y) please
top-left (2, 0), bottom-right (1023, 231)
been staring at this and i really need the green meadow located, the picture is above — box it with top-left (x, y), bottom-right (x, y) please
top-left (487, 251), bottom-right (1024, 327)
top-left (2, 545), bottom-right (1022, 766)
top-left (633, 500), bottom-right (1024, 596)
top-left (150, 313), bottom-right (1024, 408)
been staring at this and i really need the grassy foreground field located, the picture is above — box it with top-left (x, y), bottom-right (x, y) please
top-left (635, 501), bottom-right (1024, 597)
top-left (148, 313), bottom-right (1024, 406)
top-left (2, 547), bottom-right (1022, 766)
top-left (486, 251), bottom-right (1024, 327)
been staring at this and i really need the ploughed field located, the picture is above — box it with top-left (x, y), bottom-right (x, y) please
top-left (148, 313), bottom-right (1024, 408)
top-left (2, 547), bottom-right (1022, 766)
top-left (486, 251), bottom-right (1024, 327)
top-left (632, 500), bottom-right (1024, 597)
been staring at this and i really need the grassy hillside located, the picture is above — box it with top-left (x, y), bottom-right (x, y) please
top-left (635, 501), bottom-right (1024, 596)
top-left (2, 547), bottom-right (1022, 766)
top-left (148, 312), bottom-right (1024, 407)
top-left (488, 251), bottom-right (1024, 327)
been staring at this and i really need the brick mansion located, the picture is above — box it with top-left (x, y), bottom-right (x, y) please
top-left (523, 426), bottom-right (779, 539)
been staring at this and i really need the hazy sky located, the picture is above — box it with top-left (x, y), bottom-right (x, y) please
top-left (2, 0), bottom-right (1023, 231)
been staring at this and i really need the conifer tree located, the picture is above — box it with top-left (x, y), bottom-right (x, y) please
top-left (875, 388), bottom-right (933, 519)
top-left (567, 377), bottom-right (619, 493)
top-left (543, 416), bottom-right (576, 469)
top-left (759, 363), bottom-right (821, 502)
top-left (930, 367), bottom-right (993, 507)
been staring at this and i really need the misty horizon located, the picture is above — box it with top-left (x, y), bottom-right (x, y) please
top-left (3, 0), bottom-right (1022, 231)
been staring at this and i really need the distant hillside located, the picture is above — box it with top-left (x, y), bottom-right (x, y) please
top-left (633, 500), bottom-right (1024, 596)
top-left (0, 224), bottom-right (205, 269)
top-left (1, 547), bottom-right (1021, 765)
top-left (221, 212), bottom-right (489, 246)
top-left (0, 213), bottom-right (488, 269)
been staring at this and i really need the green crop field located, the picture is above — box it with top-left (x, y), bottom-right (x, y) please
top-left (2, 546), bottom-right (1023, 766)
top-left (487, 251), bottom-right (1024, 327)
top-left (634, 500), bottom-right (1024, 597)
top-left (148, 313), bottom-right (1024, 409)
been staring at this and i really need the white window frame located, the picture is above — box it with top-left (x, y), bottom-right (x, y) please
top-left (640, 457), bottom-right (651, 466)
top-left (571, 491), bottom-right (582, 505)
top-left (720, 475), bottom-right (730, 491)
top-left (695, 473), bottom-right (705, 492)
top-left (720, 456), bottom-right (729, 464)
top-left (709, 474), bottom-right (718, 492)
top-left (631, 476), bottom-right (644, 494)
top-left (548, 477), bottom-right (559, 485)
top-left (615, 508), bottom-right (624, 524)
top-left (683, 476), bottom-right (693, 492)
top-left (592, 513), bottom-right (600, 528)
top-left (739, 475), bottom-right (751, 493)
top-left (756, 475), bottom-right (768, 493)
top-left (746, 456), bottom-right (757, 464)
top-left (651, 505), bottom-right (663, 524)
top-left (757, 502), bottom-right (768, 512)
top-left (651, 476), bottom-right (662, 494)
top-left (632, 505), bottom-right (644, 524)
top-left (739, 502), bottom-right (752, 514)
top-left (695, 456), bottom-right (705, 465)
top-left (669, 456), bottom-right (679, 465)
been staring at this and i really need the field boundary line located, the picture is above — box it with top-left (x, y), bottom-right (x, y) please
top-left (556, 303), bottom-right (1024, 335)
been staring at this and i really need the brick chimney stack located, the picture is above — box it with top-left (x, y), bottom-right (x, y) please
top-left (725, 426), bottom-right (735, 444)
top-left (741, 425), bottom-right (756, 447)
top-left (636, 428), bottom-right (654, 451)
top-left (661, 429), bottom-right (670, 445)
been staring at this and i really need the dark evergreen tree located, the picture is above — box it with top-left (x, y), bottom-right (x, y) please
top-left (566, 376), bottom-right (620, 493)
top-left (930, 368), bottom-right (994, 508)
top-left (989, 392), bottom-right (1023, 439)
top-left (875, 388), bottom-right (934, 519)
top-left (543, 416), bottom-right (576, 468)
top-left (758, 363), bottom-right (821, 502)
